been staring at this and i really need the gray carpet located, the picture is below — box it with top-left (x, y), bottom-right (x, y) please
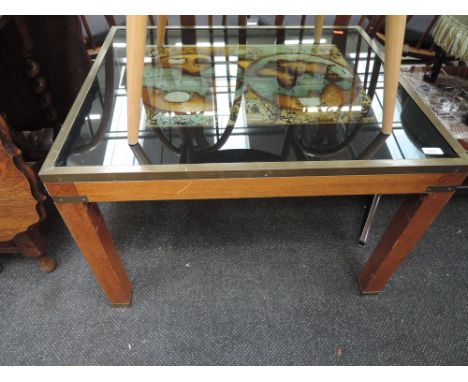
top-left (0, 195), bottom-right (467, 365)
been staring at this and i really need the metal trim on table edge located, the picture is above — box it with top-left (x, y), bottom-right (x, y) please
top-left (40, 158), bottom-right (468, 183)
top-left (40, 26), bottom-right (119, 178)
top-left (39, 25), bottom-right (468, 183)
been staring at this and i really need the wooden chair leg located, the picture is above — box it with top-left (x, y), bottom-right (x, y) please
top-left (55, 202), bottom-right (132, 306)
top-left (126, 15), bottom-right (148, 145)
top-left (13, 227), bottom-right (56, 273)
top-left (157, 15), bottom-right (167, 46)
top-left (382, 15), bottom-right (406, 135)
top-left (314, 15), bottom-right (324, 44)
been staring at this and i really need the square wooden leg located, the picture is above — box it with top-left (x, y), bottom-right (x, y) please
top-left (358, 191), bottom-right (455, 293)
top-left (55, 202), bottom-right (132, 306)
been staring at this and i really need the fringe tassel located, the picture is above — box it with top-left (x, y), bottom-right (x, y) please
top-left (432, 16), bottom-right (468, 62)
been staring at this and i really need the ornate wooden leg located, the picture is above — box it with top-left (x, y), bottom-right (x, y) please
top-left (55, 202), bottom-right (132, 306)
top-left (358, 189), bottom-right (458, 293)
top-left (314, 15), bottom-right (324, 44)
top-left (126, 15), bottom-right (148, 145)
top-left (13, 227), bottom-right (56, 273)
top-left (382, 15), bottom-right (406, 135)
top-left (157, 15), bottom-right (167, 46)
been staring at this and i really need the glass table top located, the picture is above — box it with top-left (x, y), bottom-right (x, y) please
top-left (40, 26), bottom-right (468, 182)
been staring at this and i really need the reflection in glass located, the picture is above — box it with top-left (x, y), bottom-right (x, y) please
top-left (56, 27), bottom-right (457, 169)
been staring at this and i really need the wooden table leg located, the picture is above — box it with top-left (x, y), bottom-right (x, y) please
top-left (314, 15), bottom-right (324, 44)
top-left (55, 202), bottom-right (132, 306)
top-left (358, 191), bottom-right (455, 293)
top-left (126, 15), bottom-right (148, 145)
top-left (157, 15), bottom-right (167, 46)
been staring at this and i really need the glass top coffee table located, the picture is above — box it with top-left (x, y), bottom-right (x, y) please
top-left (40, 25), bottom-right (468, 306)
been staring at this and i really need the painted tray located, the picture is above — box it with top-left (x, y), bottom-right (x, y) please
top-left (141, 44), bottom-right (374, 129)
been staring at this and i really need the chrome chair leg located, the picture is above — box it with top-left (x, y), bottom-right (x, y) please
top-left (359, 194), bottom-right (382, 247)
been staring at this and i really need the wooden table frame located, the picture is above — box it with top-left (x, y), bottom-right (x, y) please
top-left (39, 23), bottom-right (468, 306)
top-left (44, 171), bottom-right (467, 306)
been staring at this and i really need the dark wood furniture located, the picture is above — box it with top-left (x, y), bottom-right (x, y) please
top-left (0, 117), bottom-right (56, 272)
top-left (0, 16), bottom-right (91, 160)
top-left (0, 16), bottom-right (92, 272)
top-left (359, 16), bottom-right (441, 61)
